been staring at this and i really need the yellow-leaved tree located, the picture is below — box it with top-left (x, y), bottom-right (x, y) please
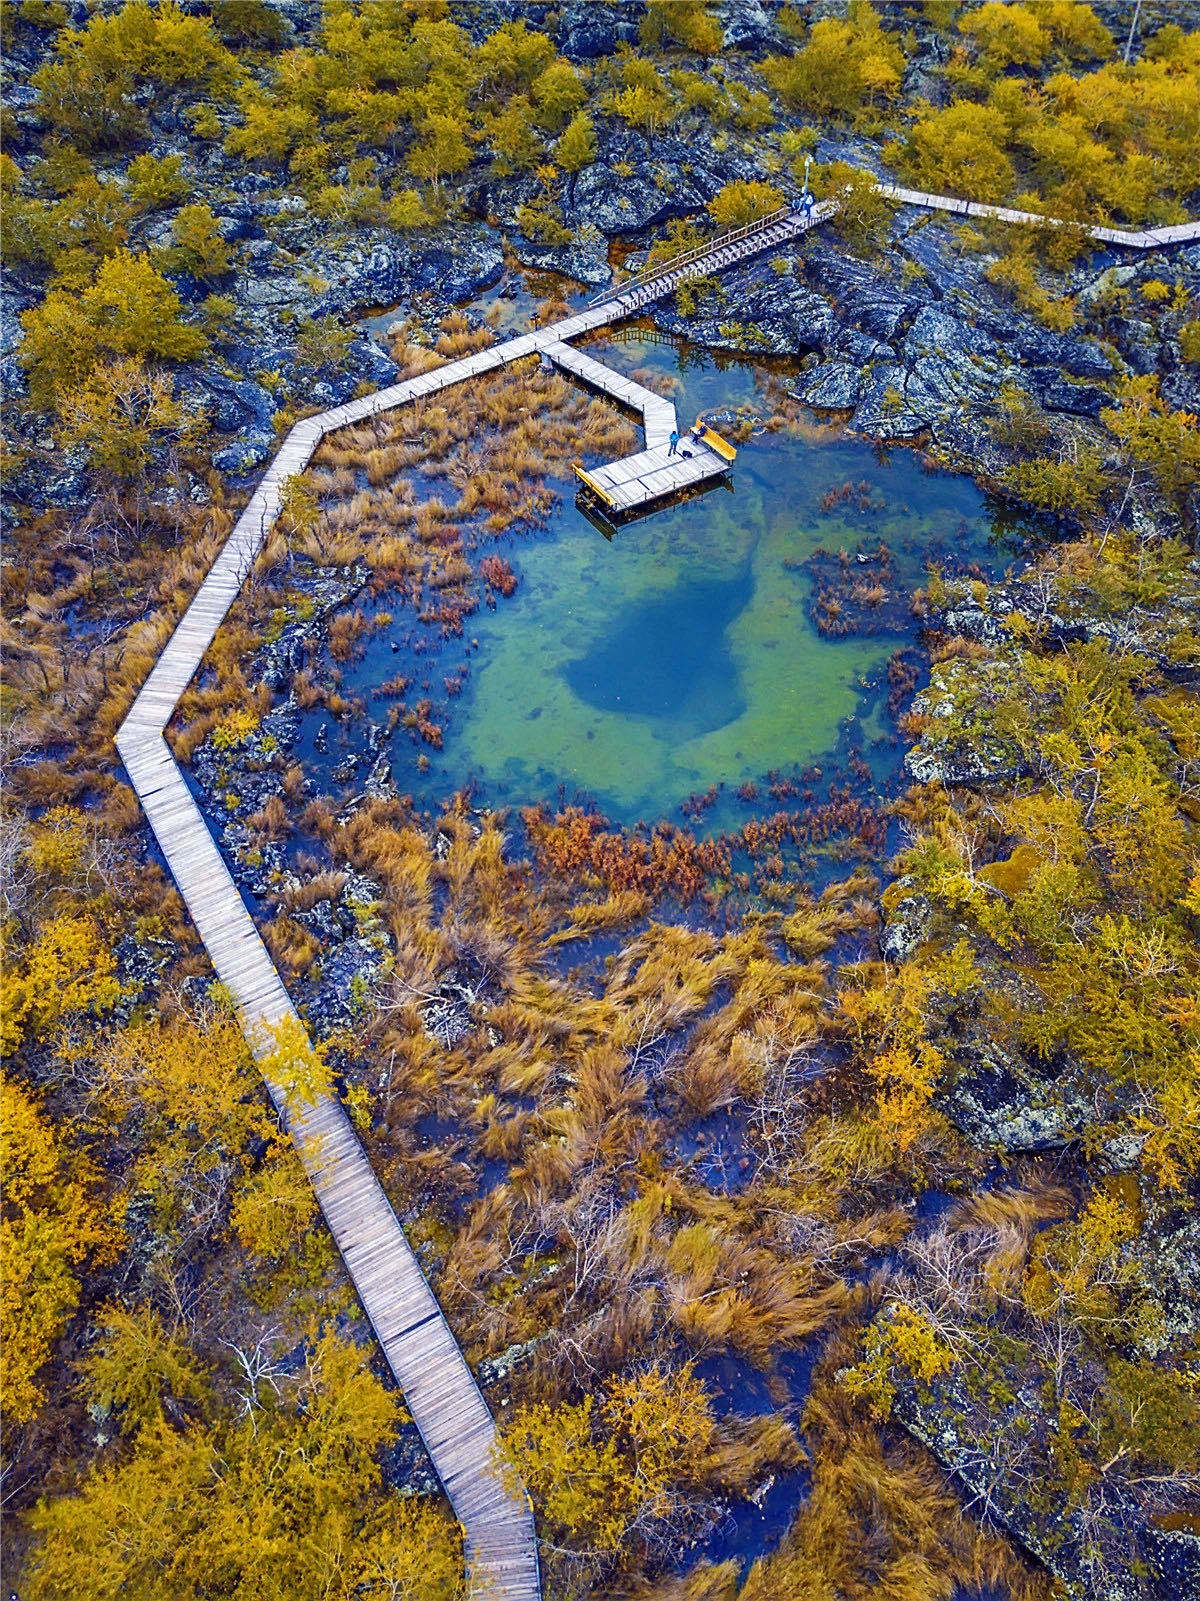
top-left (19, 248), bottom-right (208, 411)
top-left (840, 940), bottom-right (977, 1154)
top-left (495, 1362), bottom-right (715, 1556)
top-left (2, 913), bottom-right (122, 1055)
top-left (1, 1075), bottom-right (122, 1423)
top-left (25, 1327), bottom-right (462, 1600)
top-left (80, 1303), bottom-right (209, 1434)
top-left (96, 1006), bottom-right (274, 1239)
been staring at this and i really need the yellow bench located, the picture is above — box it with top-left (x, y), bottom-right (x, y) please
top-left (697, 424), bottom-right (737, 462)
top-left (571, 459), bottom-right (618, 508)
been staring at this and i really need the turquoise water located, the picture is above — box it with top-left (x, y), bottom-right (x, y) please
top-left (319, 327), bottom-right (1026, 831)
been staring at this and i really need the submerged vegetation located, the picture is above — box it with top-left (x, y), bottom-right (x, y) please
top-left (3, 3), bottom-right (1199, 1600)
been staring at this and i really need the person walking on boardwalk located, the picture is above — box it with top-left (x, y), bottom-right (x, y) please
top-left (668, 427), bottom-right (680, 455)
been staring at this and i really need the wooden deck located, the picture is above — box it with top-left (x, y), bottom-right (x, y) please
top-left (539, 337), bottom-right (733, 512)
top-left (541, 337), bottom-right (678, 449)
top-left (574, 436), bottom-right (731, 514)
top-left (115, 181), bottom-right (1198, 1599)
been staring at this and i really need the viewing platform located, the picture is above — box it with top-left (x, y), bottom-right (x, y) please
top-left (539, 335), bottom-right (736, 517)
top-left (572, 427), bottom-right (735, 516)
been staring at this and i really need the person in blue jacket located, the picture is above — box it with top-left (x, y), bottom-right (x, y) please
top-left (668, 428), bottom-right (680, 456)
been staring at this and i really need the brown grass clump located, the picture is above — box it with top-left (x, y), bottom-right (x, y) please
top-left (263, 911), bottom-right (321, 975)
top-left (246, 792), bottom-right (289, 843)
top-left (730, 1346), bottom-right (1055, 1601)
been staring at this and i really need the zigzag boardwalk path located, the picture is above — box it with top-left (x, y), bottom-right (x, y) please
top-left (115, 186), bottom-right (1197, 1599)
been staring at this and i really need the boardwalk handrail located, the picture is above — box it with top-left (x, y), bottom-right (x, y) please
top-left (589, 205), bottom-right (793, 306)
top-left (593, 184), bottom-right (1200, 314)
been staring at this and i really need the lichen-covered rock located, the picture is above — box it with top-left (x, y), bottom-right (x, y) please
top-left (905, 658), bottom-right (1030, 786)
top-left (879, 888), bottom-right (935, 964)
top-left (212, 433), bottom-right (275, 475)
top-left (939, 1039), bottom-right (1096, 1152)
top-left (796, 361), bottom-right (863, 409)
top-left (195, 370), bottom-right (277, 435)
top-left (507, 235), bottom-right (611, 287)
top-left (306, 937), bottom-right (384, 1033)
top-left (1125, 1209), bottom-right (1200, 1357)
top-left (309, 227), bottom-right (504, 318)
top-left (895, 1365), bottom-right (1188, 1601)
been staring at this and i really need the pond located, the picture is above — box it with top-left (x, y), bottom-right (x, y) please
top-left (317, 318), bottom-right (1030, 836)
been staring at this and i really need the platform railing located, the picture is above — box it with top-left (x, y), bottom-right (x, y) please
top-left (588, 204), bottom-right (794, 307)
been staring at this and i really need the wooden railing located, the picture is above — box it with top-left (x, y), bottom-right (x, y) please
top-left (589, 205), bottom-right (793, 306)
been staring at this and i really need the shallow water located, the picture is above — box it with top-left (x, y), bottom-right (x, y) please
top-left (295, 303), bottom-right (1042, 841)
top-left (347, 328), bottom-right (1024, 828)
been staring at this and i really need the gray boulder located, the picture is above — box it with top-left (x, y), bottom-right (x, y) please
top-left (213, 432), bottom-right (275, 474)
top-left (557, 0), bottom-right (642, 58)
top-left (311, 227), bottom-right (505, 318)
top-left (198, 370), bottom-right (276, 434)
top-left (717, 0), bottom-right (777, 50)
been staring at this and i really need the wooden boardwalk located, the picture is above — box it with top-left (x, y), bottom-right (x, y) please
top-left (541, 338), bottom-right (734, 512)
top-left (875, 183), bottom-right (1200, 250)
top-left (116, 181), bottom-right (1198, 1599)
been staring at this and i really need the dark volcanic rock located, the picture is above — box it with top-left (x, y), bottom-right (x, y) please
top-left (896, 220), bottom-right (986, 297)
top-left (557, 0), bottom-right (642, 57)
top-left (306, 937), bottom-right (383, 1032)
top-left (566, 162), bottom-right (688, 236)
top-left (1026, 366), bottom-right (1109, 418)
top-left (804, 241), bottom-right (932, 342)
top-left (898, 303), bottom-right (1006, 422)
top-left (507, 235), bottom-right (611, 287)
top-left (1005, 323), bottom-right (1115, 380)
top-left (310, 227), bottom-right (504, 317)
top-left (796, 361), bottom-right (863, 409)
top-left (656, 257), bottom-right (838, 355)
top-left (197, 370), bottom-right (277, 434)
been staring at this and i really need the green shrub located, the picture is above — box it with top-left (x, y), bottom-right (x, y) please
top-left (127, 153), bottom-right (188, 210)
top-left (32, 0), bottom-right (238, 147)
top-left (707, 180), bottom-right (783, 230)
top-left (761, 8), bottom-right (904, 118)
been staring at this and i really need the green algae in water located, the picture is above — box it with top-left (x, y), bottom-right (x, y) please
top-left (454, 482), bottom-right (899, 822)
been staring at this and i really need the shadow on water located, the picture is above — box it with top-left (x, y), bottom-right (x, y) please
top-left (684, 1345), bottom-right (824, 1576)
top-left (563, 561), bottom-right (753, 737)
